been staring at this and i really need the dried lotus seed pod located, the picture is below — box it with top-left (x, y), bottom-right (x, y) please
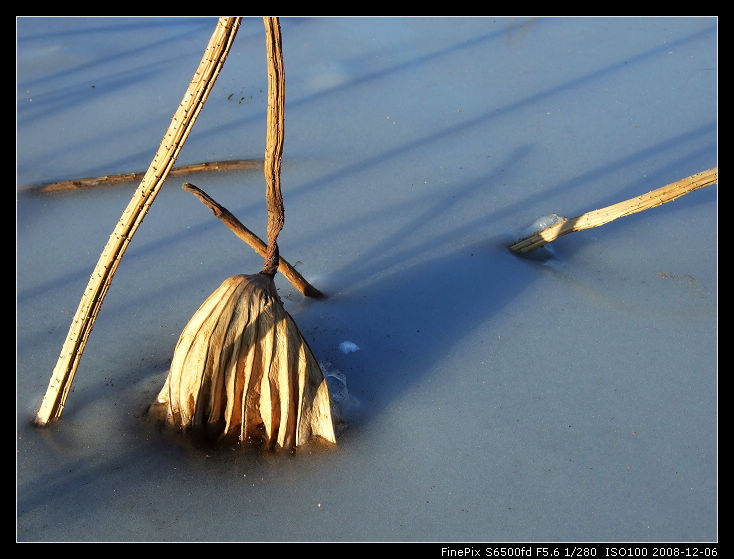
top-left (150, 273), bottom-right (336, 449)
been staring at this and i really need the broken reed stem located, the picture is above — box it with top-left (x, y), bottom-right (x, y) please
top-left (34, 17), bottom-right (242, 427)
top-left (508, 167), bottom-right (718, 254)
top-left (261, 17), bottom-right (286, 276)
top-left (26, 159), bottom-right (262, 194)
top-left (182, 182), bottom-right (324, 298)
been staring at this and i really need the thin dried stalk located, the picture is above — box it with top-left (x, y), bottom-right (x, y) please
top-left (182, 181), bottom-right (324, 298)
top-left (26, 159), bottom-right (261, 194)
top-left (508, 167), bottom-right (718, 253)
top-left (35, 17), bottom-right (242, 427)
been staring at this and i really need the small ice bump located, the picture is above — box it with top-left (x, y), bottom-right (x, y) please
top-left (339, 341), bottom-right (360, 354)
top-left (321, 363), bottom-right (349, 404)
top-left (508, 213), bottom-right (565, 261)
top-left (525, 213), bottom-right (566, 235)
top-left (320, 362), bottom-right (358, 420)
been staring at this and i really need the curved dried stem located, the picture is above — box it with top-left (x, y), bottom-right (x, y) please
top-left (261, 16), bottom-right (286, 276)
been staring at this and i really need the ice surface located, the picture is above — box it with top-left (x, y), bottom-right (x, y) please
top-left (17, 17), bottom-right (717, 542)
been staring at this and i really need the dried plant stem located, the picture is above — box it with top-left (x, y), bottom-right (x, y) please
top-left (261, 17), bottom-right (286, 276)
top-left (508, 167), bottom-right (718, 254)
top-left (26, 159), bottom-right (262, 194)
top-left (182, 182), bottom-right (324, 298)
top-left (34, 17), bottom-right (242, 427)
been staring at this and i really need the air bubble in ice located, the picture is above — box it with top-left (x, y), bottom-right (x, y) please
top-left (339, 341), bottom-right (360, 354)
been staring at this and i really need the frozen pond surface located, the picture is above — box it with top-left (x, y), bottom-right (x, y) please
top-left (17, 17), bottom-right (717, 542)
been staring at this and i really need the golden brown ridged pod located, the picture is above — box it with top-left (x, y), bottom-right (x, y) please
top-left (150, 273), bottom-right (336, 449)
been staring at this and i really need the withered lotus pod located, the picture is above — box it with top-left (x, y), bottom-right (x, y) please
top-left (150, 273), bottom-right (336, 449)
